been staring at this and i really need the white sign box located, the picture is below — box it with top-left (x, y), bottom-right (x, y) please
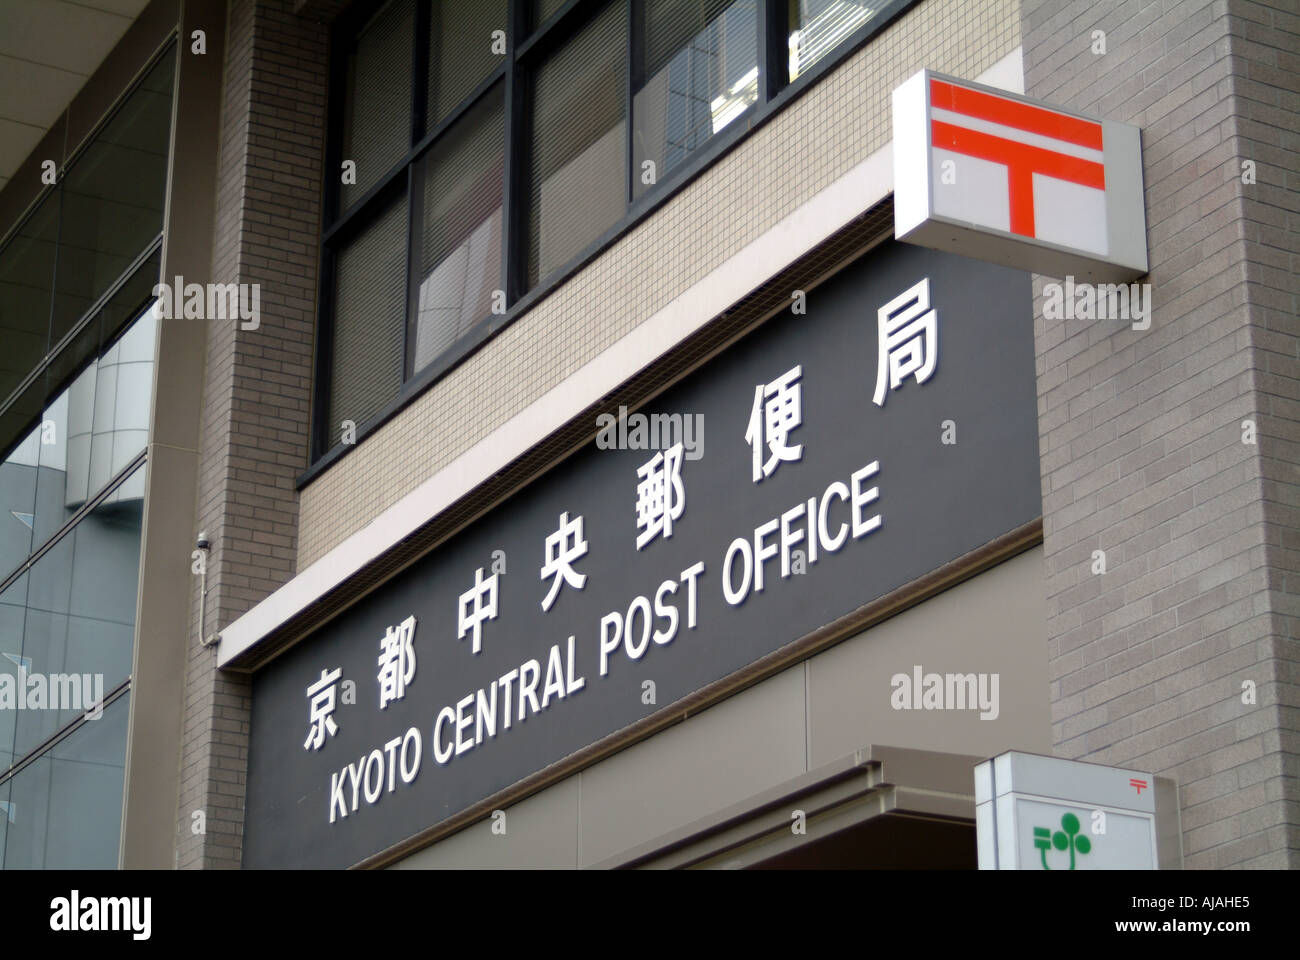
top-left (893, 69), bottom-right (1149, 282)
top-left (975, 751), bottom-right (1182, 870)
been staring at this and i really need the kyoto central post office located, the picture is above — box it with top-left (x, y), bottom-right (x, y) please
top-left (0, 0), bottom-right (1294, 870)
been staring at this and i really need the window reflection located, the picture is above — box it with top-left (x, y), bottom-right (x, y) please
top-left (0, 462), bottom-right (142, 761)
top-left (787, 0), bottom-right (880, 82)
top-left (50, 47), bottom-right (173, 343)
top-left (633, 0), bottom-right (759, 202)
top-left (0, 194), bottom-right (59, 405)
top-left (340, 0), bottom-right (415, 211)
top-left (0, 304), bottom-right (154, 582)
top-left (412, 85), bottom-right (504, 375)
top-left (0, 693), bottom-right (129, 869)
top-left (528, 1), bottom-right (628, 286)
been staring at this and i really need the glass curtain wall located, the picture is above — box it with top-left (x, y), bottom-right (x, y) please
top-left (0, 41), bottom-right (173, 870)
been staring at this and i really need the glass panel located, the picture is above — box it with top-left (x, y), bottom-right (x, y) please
top-left (0, 427), bottom-right (39, 583)
top-left (6, 467), bottom-right (142, 759)
top-left (427, 0), bottom-right (508, 127)
top-left (633, 0), bottom-right (758, 201)
top-left (0, 780), bottom-right (9, 860)
top-left (40, 245), bottom-right (158, 451)
top-left (412, 83), bottom-right (504, 376)
top-left (527, 0), bottom-right (628, 288)
top-left (0, 692), bottom-right (129, 869)
top-left (0, 192), bottom-right (59, 405)
top-left (530, 0), bottom-right (569, 31)
top-left (328, 194), bottom-right (408, 446)
top-left (51, 47), bottom-right (173, 342)
top-left (33, 304), bottom-right (155, 546)
top-left (787, 0), bottom-right (881, 82)
top-left (0, 569), bottom-right (28, 772)
top-left (340, 0), bottom-right (415, 212)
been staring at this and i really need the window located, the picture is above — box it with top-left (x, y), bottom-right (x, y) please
top-left (530, 0), bottom-right (569, 30)
top-left (0, 196), bottom-right (58, 405)
top-left (633, 0), bottom-right (759, 201)
top-left (0, 40), bottom-right (171, 467)
top-left (0, 46), bottom-right (170, 413)
top-left (0, 473), bottom-right (142, 762)
top-left (0, 304), bottom-right (156, 581)
top-left (412, 84), bottom-right (504, 375)
top-left (787, 0), bottom-right (883, 81)
top-left (316, 0), bottom-right (909, 463)
top-left (328, 195), bottom-right (408, 448)
top-left (527, 1), bottom-right (627, 287)
top-left (0, 36), bottom-right (170, 873)
top-left (0, 394), bottom-right (146, 872)
top-left (427, 0), bottom-right (509, 127)
top-left (0, 692), bottom-right (130, 869)
top-left (50, 47), bottom-right (174, 344)
top-left (340, 0), bottom-right (416, 212)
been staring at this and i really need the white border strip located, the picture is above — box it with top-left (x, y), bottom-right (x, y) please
top-left (929, 107), bottom-right (1104, 163)
top-left (216, 48), bottom-right (1025, 667)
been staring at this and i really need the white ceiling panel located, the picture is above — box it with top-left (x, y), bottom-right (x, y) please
top-left (0, 0), bottom-right (133, 74)
top-left (0, 0), bottom-right (151, 186)
top-left (0, 117), bottom-right (45, 173)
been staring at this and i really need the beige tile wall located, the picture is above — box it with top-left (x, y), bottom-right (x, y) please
top-left (297, 0), bottom-right (1021, 567)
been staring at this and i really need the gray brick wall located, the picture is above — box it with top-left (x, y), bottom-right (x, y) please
top-left (1022, 0), bottom-right (1298, 867)
top-left (176, 0), bottom-right (326, 868)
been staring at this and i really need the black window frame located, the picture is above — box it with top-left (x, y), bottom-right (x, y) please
top-left (307, 0), bottom-right (918, 482)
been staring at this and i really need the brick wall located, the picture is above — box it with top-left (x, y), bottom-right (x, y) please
top-left (176, 0), bottom-right (327, 868)
top-left (1022, 0), bottom-right (1298, 867)
top-left (1233, 0), bottom-right (1300, 866)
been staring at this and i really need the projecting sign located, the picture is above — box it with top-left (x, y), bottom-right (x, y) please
top-left (243, 241), bottom-right (1042, 868)
top-left (975, 750), bottom-right (1182, 870)
top-left (892, 69), bottom-right (1148, 282)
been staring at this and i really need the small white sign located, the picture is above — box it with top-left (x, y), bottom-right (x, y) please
top-left (975, 750), bottom-right (1181, 870)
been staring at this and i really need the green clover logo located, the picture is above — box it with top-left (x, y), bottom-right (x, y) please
top-left (1033, 812), bottom-right (1092, 870)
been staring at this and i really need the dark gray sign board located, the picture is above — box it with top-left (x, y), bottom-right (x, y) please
top-left (243, 241), bottom-right (1040, 868)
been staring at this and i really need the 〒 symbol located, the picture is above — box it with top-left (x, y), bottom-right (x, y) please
top-left (1033, 812), bottom-right (1091, 870)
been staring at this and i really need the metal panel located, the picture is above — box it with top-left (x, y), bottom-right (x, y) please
top-left (806, 546), bottom-right (1051, 766)
top-left (577, 667), bottom-right (806, 867)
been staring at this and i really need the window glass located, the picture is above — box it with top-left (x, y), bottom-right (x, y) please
top-left (0, 193), bottom-right (59, 405)
top-left (633, 0), bottom-right (758, 202)
top-left (51, 46), bottom-right (174, 343)
top-left (787, 0), bottom-right (881, 81)
top-left (427, 0), bottom-right (508, 128)
top-left (328, 194), bottom-right (408, 446)
top-left (530, 0), bottom-right (569, 31)
top-left (0, 692), bottom-right (129, 869)
top-left (412, 84), bottom-right (504, 376)
top-left (527, 1), bottom-right (628, 288)
top-left (44, 245), bottom-right (157, 407)
top-left (34, 305), bottom-right (155, 547)
top-left (0, 304), bottom-right (155, 580)
top-left (2, 464), bottom-right (142, 760)
top-left (0, 428), bottom-right (38, 584)
top-left (341, 0), bottom-right (416, 211)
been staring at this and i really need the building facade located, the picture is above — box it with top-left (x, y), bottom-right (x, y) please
top-left (0, 0), bottom-right (1293, 869)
